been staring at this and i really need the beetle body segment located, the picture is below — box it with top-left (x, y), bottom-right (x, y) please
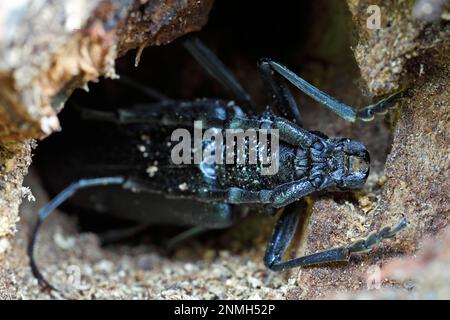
top-left (38, 97), bottom-right (369, 224)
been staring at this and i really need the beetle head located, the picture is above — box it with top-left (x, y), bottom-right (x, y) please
top-left (327, 137), bottom-right (370, 190)
top-left (293, 134), bottom-right (370, 191)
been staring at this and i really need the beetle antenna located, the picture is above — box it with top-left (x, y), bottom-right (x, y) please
top-left (28, 176), bottom-right (125, 291)
top-left (117, 74), bottom-right (172, 102)
top-left (183, 37), bottom-right (256, 113)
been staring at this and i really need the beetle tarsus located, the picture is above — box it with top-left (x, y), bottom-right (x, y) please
top-left (265, 215), bottom-right (409, 271)
top-left (356, 89), bottom-right (413, 122)
top-left (346, 217), bottom-right (409, 254)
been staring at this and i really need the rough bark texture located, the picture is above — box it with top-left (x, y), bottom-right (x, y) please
top-left (333, 226), bottom-right (450, 299)
top-left (348, 0), bottom-right (449, 95)
top-left (0, 0), bottom-right (213, 142)
top-left (289, 0), bottom-right (450, 299)
top-left (0, 141), bottom-right (33, 239)
top-left (0, 0), bottom-right (213, 289)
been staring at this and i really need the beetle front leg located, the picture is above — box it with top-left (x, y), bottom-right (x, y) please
top-left (270, 116), bottom-right (318, 148)
top-left (261, 180), bottom-right (316, 208)
top-left (266, 216), bottom-right (409, 272)
top-left (264, 202), bottom-right (303, 270)
top-left (229, 115), bottom-right (317, 149)
top-left (355, 89), bottom-right (414, 121)
top-left (265, 59), bottom-right (412, 122)
top-left (204, 180), bottom-right (315, 208)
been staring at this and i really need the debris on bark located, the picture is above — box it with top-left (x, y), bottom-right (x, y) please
top-left (0, 0), bottom-right (213, 142)
top-left (0, 0), bottom-right (213, 257)
top-left (290, 0), bottom-right (449, 299)
top-left (332, 225), bottom-right (450, 299)
top-left (0, 141), bottom-right (32, 239)
top-left (347, 0), bottom-right (450, 95)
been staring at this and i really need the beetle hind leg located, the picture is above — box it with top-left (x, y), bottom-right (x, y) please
top-left (166, 202), bottom-right (236, 249)
top-left (99, 223), bottom-right (151, 245)
top-left (265, 204), bottom-right (409, 271)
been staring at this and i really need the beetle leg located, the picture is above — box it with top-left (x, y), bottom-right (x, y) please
top-left (270, 116), bottom-right (316, 148)
top-left (265, 59), bottom-right (412, 122)
top-left (345, 217), bottom-right (409, 254)
top-left (81, 99), bottom-right (247, 129)
top-left (202, 181), bottom-right (315, 209)
top-left (264, 202), bottom-right (303, 270)
top-left (183, 37), bottom-right (256, 113)
top-left (265, 217), bottom-right (409, 271)
top-left (99, 223), bottom-right (151, 245)
top-left (166, 226), bottom-right (208, 249)
top-left (258, 58), bottom-right (302, 125)
top-left (28, 176), bottom-right (125, 291)
top-left (355, 89), bottom-right (414, 121)
top-left (261, 180), bottom-right (316, 208)
top-left (117, 74), bottom-right (172, 101)
top-left (228, 115), bottom-right (317, 149)
top-left (165, 201), bottom-right (237, 249)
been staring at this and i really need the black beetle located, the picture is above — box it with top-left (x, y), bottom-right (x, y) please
top-left (29, 37), bottom-right (410, 290)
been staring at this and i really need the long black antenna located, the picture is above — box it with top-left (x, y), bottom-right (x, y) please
top-left (28, 176), bottom-right (125, 291)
